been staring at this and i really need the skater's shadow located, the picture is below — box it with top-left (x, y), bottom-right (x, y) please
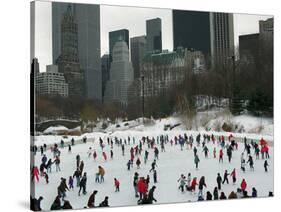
top-left (18, 200), bottom-right (29, 209)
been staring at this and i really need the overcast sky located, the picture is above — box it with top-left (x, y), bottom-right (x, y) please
top-left (34, 1), bottom-right (272, 72)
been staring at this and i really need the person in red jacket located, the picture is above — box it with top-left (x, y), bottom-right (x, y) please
top-left (230, 168), bottom-right (236, 184)
top-left (264, 145), bottom-right (270, 159)
top-left (102, 152), bottom-right (107, 161)
top-left (190, 177), bottom-right (198, 192)
top-left (137, 177), bottom-right (147, 200)
top-left (31, 166), bottom-right (39, 182)
top-left (114, 178), bottom-right (120, 192)
top-left (241, 179), bottom-right (247, 191)
top-left (219, 149), bottom-right (224, 163)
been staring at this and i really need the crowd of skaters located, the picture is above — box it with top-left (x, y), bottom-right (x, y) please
top-left (30, 132), bottom-right (273, 210)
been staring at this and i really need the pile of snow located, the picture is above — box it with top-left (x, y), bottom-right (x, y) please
top-left (201, 113), bottom-right (273, 136)
top-left (233, 115), bottom-right (273, 136)
top-left (43, 126), bottom-right (69, 134)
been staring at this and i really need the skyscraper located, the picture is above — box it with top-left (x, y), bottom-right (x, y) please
top-left (31, 58), bottom-right (40, 74)
top-left (259, 18), bottom-right (273, 39)
top-left (259, 18), bottom-right (273, 49)
top-left (56, 5), bottom-right (83, 97)
top-left (210, 12), bottom-right (235, 65)
top-left (104, 40), bottom-right (134, 106)
top-left (130, 35), bottom-right (146, 79)
top-left (239, 33), bottom-right (260, 64)
top-left (109, 29), bottom-right (129, 63)
top-left (172, 10), bottom-right (211, 56)
top-left (101, 54), bottom-right (110, 101)
top-left (52, 2), bottom-right (101, 100)
top-left (146, 18), bottom-right (162, 53)
top-left (172, 10), bottom-right (234, 66)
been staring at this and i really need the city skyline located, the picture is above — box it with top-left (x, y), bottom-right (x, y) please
top-left (34, 1), bottom-right (272, 71)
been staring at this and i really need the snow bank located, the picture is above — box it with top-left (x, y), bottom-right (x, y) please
top-left (35, 113), bottom-right (273, 146)
top-left (43, 125), bottom-right (69, 134)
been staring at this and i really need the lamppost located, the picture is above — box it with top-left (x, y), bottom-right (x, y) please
top-left (141, 75), bottom-right (145, 124)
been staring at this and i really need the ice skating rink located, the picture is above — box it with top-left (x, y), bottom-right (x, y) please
top-left (33, 131), bottom-right (273, 210)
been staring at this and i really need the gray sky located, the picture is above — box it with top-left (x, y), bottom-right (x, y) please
top-left (34, 1), bottom-right (272, 72)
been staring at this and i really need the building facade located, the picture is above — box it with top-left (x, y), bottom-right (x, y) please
top-left (210, 12), bottom-right (235, 66)
top-left (31, 58), bottom-right (40, 74)
top-left (101, 54), bottom-right (110, 101)
top-left (52, 2), bottom-right (101, 100)
top-left (239, 33), bottom-right (260, 64)
top-left (172, 10), bottom-right (211, 56)
top-left (55, 5), bottom-right (83, 97)
top-left (141, 48), bottom-right (205, 98)
top-left (109, 29), bottom-right (129, 63)
top-left (259, 18), bottom-right (273, 50)
top-left (104, 40), bottom-right (134, 106)
top-left (130, 35), bottom-right (147, 79)
top-left (36, 65), bottom-right (68, 97)
top-left (146, 18), bottom-right (162, 53)
top-left (172, 10), bottom-right (234, 67)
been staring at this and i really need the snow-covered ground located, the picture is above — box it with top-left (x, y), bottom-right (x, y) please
top-left (33, 131), bottom-right (274, 210)
top-left (41, 112), bottom-right (273, 139)
top-left (35, 114), bottom-right (273, 147)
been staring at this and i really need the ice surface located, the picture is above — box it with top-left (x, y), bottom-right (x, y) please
top-left (33, 130), bottom-right (274, 210)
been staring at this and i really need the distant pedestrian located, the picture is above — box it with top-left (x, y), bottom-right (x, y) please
top-left (114, 178), bottom-right (120, 192)
top-left (43, 172), bottom-right (49, 184)
top-left (230, 168), bottom-right (236, 184)
top-left (78, 172), bottom-right (87, 196)
top-left (216, 173), bottom-right (222, 190)
top-left (87, 190), bottom-right (98, 208)
top-left (68, 176), bottom-right (74, 190)
top-left (219, 149), bottom-right (223, 163)
top-left (241, 179), bottom-right (247, 191)
top-left (99, 196), bottom-right (109, 207)
top-left (264, 160), bottom-right (269, 172)
top-left (222, 170), bottom-right (229, 184)
top-left (153, 170), bottom-right (157, 183)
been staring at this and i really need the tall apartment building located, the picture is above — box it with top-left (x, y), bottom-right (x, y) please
top-left (172, 10), bottom-right (234, 67)
top-left (146, 18), bottom-right (162, 53)
top-left (31, 58), bottom-right (40, 74)
top-left (239, 33), bottom-right (260, 64)
top-left (259, 18), bottom-right (273, 49)
top-left (52, 2), bottom-right (101, 100)
top-left (55, 5), bottom-right (83, 97)
top-left (239, 17), bottom-right (274, 65)
top-left (130, 35), bottom-right (147, 79)
top-left (172, 10), bottom-right (211, 56)
top-left (210, 12), bottom-right (235, 66)
top-left (101, 54), bottom-right (110, 100)
top-left (109, 29), bottom-right (129, 63)
top-left (36, 65), bottom-right (68, 97)
top-left (104, 40), bottom-right (134, 106)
